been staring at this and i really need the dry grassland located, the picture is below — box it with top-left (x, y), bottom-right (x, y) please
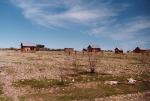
top-left (0, 50), bottom-right (150, 101)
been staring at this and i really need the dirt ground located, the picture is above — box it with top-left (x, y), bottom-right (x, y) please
top-left (0, 50), bottom-right (150, 101)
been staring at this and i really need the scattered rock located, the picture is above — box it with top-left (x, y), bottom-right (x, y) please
top-left (104, 81), bottom-right (118, 85)
top-left (127, 78), bottom-right (136, 84)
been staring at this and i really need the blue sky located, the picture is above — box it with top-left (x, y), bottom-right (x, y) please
top-left (0, 0), bottom-right (150, 50)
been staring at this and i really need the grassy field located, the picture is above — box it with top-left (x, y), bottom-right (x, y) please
top-left (0, 50), bottom-right (149, 101)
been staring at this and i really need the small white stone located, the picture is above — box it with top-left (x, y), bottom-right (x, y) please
top-left (105, 81), bottom-right (118, 85)
top-left (128, 78), bottom-right (136, 84)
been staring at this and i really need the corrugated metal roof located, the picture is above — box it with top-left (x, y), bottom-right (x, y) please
top-left (21, 42), bottom-right (36, 47)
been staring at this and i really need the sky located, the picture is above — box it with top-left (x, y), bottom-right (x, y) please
top-left (0, 0), bottom-right (150, 50)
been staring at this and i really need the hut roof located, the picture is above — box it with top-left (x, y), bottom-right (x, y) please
top-left (134, 47), bottom-right (146, 51)
top-left (115, 48), bottom-right (119, 50)
top-left (115, 47), bottom-right (123, 50)
top-left (135, 47), bottom-right (140, 50)
top-left (21, 42), bottom-right (36, 47)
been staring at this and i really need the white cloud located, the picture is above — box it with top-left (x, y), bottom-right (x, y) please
top-left (90, 17), bottom-right (150, 40)
top-left (10, 0), bottom-right (125, 29)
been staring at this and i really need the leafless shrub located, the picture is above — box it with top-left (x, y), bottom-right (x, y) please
top-left (88, 52), bottom-right (98, 73)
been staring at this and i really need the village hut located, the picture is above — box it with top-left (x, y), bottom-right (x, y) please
top-left (87, 45), bottom-right (101, 52)
top-left (133, 47), bottom-right (146, 53)
top-left (115, 48), bottom-right (123, 54)
top-left (21, 42), bottom-right (36, 53)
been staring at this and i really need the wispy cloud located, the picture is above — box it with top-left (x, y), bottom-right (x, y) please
top-left (10, 0), bottom-right (127, 29)
top-left (89, 16), bottom-right (150, 49)
top-left (90, 16), bottom-right (150, 40)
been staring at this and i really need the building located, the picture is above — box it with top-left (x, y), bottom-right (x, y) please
top-left (115, 48), bottom-right (123, 54)
top-left (21, 42), bottom-right (36, 53)
top-left (87, 45), bottom-right (101, 52)
top-left (133, 47), bottom-right (146, 53)
top-left (64, 48), bottom-right (74, 55)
